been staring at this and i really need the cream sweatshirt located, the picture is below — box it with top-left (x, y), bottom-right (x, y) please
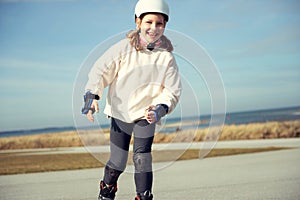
top-left (85, 38), bottom-right (181, 123)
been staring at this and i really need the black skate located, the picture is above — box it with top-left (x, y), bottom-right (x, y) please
top-left (134, 190), bottom-right (153, 200)
top-left (98, 180), bottom-right (117, 200)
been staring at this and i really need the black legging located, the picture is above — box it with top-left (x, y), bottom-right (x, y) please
top-left (103, 118), bottom-right (155, 193)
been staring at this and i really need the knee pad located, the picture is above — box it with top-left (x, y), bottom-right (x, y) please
top-left (133, 152), bottom-right (152, 173)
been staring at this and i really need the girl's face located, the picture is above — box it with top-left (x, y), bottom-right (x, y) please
top-left (136, 13), bottom-right (166, 43)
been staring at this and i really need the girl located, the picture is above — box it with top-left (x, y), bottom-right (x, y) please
top-left (81, 0), bottom-right (181, 199)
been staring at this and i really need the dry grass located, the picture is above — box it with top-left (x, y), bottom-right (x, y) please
top-left (0, 129), bottom-right (110, 150)
top-left (0, 120), bottom-right (299, 150)
top-left (0, 120), bottom-right (298, 175)
top-left (0, 131), bottom-right (83, 150)
top-left (0, 147), bottom-right (289, 175)
top-left (154, 120), bottom-right (300, 143)
top-left (219, 120), bottom-right (300, 139)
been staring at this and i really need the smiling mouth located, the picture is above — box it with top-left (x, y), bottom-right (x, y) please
top-left (147, 30), bottom-right (158, 37)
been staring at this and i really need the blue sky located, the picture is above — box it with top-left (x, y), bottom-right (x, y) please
top-left (0, 0), bottom-right (299, 131)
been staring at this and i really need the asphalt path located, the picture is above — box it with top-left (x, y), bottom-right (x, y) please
top-left (0, 139), bottom-right (300, 200)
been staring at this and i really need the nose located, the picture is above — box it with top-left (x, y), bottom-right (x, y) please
top-left (151, 23), bottom-right (158, 30)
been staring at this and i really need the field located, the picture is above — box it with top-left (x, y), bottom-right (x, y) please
top-left (0, 120), bottom-right (299, 150)
top-left (0, 147), bottom-right (289, 175)
top-left (0, 120), bottom-right (299, 175)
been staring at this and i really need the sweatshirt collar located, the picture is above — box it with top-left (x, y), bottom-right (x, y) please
top-left (139, 34), bottom-right (162, 51)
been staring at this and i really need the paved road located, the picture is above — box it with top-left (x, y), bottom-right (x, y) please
top-left (0, 139), bottom-right (300, 200)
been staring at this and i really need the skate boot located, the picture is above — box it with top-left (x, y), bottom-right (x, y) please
top-left (134, 190), bottom-right (153, 200)
top-left (98, 180), bottom-right (117, 200)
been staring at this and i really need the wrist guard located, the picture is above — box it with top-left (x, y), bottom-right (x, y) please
top-left (81, 91), bottom-right (99, 114)
top-left (152, 104), bottom-right (168, 122)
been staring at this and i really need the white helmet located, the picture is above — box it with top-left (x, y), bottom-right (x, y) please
top-left (135, 0), bottom-right (169, 21)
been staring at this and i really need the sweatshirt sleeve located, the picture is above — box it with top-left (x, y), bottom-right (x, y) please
top-left (84, 40), bottom-right (127, 97)
top-left (153, 56), bottom-right (182, 113)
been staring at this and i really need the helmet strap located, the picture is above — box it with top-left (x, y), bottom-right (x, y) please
top-left (139, 33), bottom-right (162, 51)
